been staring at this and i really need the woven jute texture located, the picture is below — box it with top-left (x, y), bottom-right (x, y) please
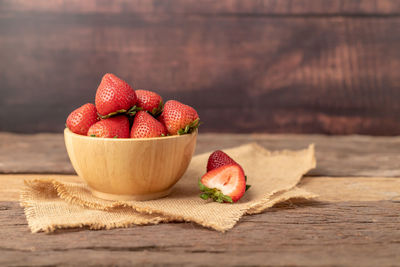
top-left (20, 143), bottom-right (317, 233)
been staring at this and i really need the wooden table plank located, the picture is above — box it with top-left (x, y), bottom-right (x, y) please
top-left (2, 174), bottom-right (400, 202)
top-left (2, 132), bottom-right (400, 177)
top-left (1, 200), bottom-right (399, 266)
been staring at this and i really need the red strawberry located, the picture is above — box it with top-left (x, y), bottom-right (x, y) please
top-left (157, 112), bottom-right (166, 125)
top-left (207, 150), bottom-right (250, 192)
top-left (95, 73), bottom-right (137, 117)
top-left (87, 115), bottom-right (130, 138)
top-left (130, 111), bottom-right (167, 138)
top-left (66, 103), bottom-right (98, 135)
top-left (136, 90), bottom-right (163, 116)
top-left (162, 100), bottom-right (200, 135)
top-left (207, 150), bottom-right (239, 172)
top-left (199, 164), bottom-right (246, 203)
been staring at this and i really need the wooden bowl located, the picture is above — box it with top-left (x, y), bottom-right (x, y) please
top-left (64, 128), bottom-right (197, 201)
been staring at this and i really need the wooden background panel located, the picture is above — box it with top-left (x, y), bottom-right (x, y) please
top-left (2, 0), bottom-right (400, 15)
top-left (0, 0), bottom-right (399, 134)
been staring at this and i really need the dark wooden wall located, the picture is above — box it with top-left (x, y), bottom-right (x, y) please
top-left (0, 0), bottom-right (399, 134)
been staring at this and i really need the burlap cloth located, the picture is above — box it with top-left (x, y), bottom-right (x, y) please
top-left (20, 143), bottom-right (317, 233)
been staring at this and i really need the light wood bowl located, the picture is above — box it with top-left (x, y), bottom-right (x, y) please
top-left (64, 128), bottom-right (197, 201)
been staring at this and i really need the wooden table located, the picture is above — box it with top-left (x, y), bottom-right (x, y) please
top-left (1, 133), bottom-right (400, 266)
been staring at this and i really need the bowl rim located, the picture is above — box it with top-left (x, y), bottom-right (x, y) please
top-left (64, 128), bottom-right (197, 142)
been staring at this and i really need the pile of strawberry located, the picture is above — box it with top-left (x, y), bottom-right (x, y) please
top-left (199, 150), bottom-right (251, 203)
top-left (66, 73), bottom-right (200, 138)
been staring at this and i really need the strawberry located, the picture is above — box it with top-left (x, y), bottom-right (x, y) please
top-left (95, 73), bottom-right (137, 117)
top-left (87, 115), bottom-right (130, 138)
top-left (162, 100), bottom-right (200, 135)
top-left (207, 150), bottom-right (251, 191)
top-left (157, 112), bottom-right (166, 125)
top-left (130, 111), bottom-right (167, 138)
top-left (136, 90), bottom-right (163, 116)
top-left (66, 103), bottom-right (98, 135)
top-left (199, 164), bottom-right (246, 203)
top-left (207, 150), bottom-right (239, 172)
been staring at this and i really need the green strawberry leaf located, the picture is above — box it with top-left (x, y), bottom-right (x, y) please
top-left (199, 180), bottom-right (234, 203)
top-left (200, 193), bottom-right (210, 200)
top-left (99, 106), bottom-right (143, 119)
top-left (126, 105), bottom-right (143, 116)
top-left (246, 184), bottom-right (251, 191)
top-left (198, 180), bottom-right (207, 191)
top-left (198, 181), bottom-right (214, 194)
top-left (98, 109), bottom-right (127, 119)
top-left (177, 118), bottom-right (201, 135)
top-left (113, 135), bottom-right (118, 138)
top-left (151, 101), bottom-right (164, 117)
top-left (177, 129), bottom-right (184, 135)
top-left (90, 134), bottom-right (97, 137)
top-left (222, 195), bottom-right (233, 203)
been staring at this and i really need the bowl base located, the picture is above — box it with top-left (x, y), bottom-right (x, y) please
top-left (90, 187), bottom-right (173, 201)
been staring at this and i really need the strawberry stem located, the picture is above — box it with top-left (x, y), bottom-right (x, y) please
top-left (198, 180), bottom-right (233, 203)
top-left (98, 109), bottom-right (127, 119)
top-left (178, 118), bottom-right (200, 135)
top-left (126, 105), bottom-right (142, 116)
top-left (151, 101), bottom-right (164, 117)
top-left (98, 105), bottom-right (142, 119)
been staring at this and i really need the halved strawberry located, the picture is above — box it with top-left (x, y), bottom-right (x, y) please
top-left (130, 111), bottom-right (167, 138)
top-left (199, 164), bottom-right (246, 203)
top-left (136, 90), bottom-right (163, 116)
top-left (87, 115), bottom-right (130, 138)
top-left (66, 103), bottom-right (99, 135)
top-left (95, 73), bottom-right (138, 118)
top-left (207, 150), bottom-right (239, 172)
top-left (207, 150), bottom-right (251, 191)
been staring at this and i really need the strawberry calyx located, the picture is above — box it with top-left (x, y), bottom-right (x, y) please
top-left (245, 176), bottom-right (251, 191)
top-left (126, 105), bottom-right (143, 116)
top-left (98, 109), bottom-right (127, 119)
top-left (98, 105), bottom-right (142, 119)
top-left (198, 180), bottom-right (233, 203)
top-left (177, 118), bottom-right (200, 135)
top-left (151, 101), bottom-right (164, 117)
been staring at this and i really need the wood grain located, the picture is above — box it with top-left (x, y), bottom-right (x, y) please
top-left (0, 1), bottom-right (399, 134)
top-left (2, 174), bottom-right (400, 202)
top-left (1, 129), bottom-right (400, 265)
top-left (1, 200), bottom-right (399, 266)
top-left (1, 0), bottom-right (399, 15)
top-left (2, 132), bottom-right (400, 177)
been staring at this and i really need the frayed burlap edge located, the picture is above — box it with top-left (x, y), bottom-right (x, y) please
top-left (246, 187), bottom-right (318, 215)
top-left (22, 206), bottom-right (173, 234)
top-left (20, 180), bottom-right (178, 233)
top-left (21, 179), bottom-right (317, 233)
